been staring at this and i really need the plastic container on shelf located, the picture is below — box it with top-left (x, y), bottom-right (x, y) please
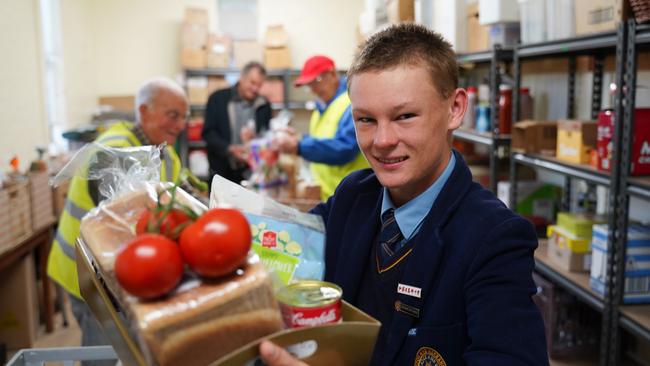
top-left (518, 0), bottom-right (546, 44)
top-left (519, 87), bottom-right (534, 121)
top-left (475, 105), bottom-right (491, 133)
top-left (462, 86), bottom-right (478, 129)
top-left (546, 0), bottom-right (575, 41)
top-left (498, 85), bottom-right (512, 134)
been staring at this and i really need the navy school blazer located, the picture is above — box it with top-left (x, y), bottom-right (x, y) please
top-left (311, 150), bottom-right (549, 366)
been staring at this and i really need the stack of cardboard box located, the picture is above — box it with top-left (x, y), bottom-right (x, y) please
top-left (180, 7), bottom-right (209, 69)
top-left (547, 212), bottom-right (605, 272)
top-left (264, 25), bottom-right (291, 69)
top-left (206, 33), bottom-right (231, 69)
top-left (590, 223), bottom-right (650, 303)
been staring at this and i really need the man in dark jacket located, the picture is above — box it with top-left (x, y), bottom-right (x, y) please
top-left (202, 61), bottom-right (272, 184)
top-left (260, 24), bottom-right (548, 366)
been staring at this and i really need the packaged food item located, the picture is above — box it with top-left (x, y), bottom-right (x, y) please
top-left (79, 185), bottom-right (284, 366)
top-left (58, 144), bottom-right (284, 365)
top-left (276, 280), bottom-right (343, 328)
top-left (211, 173), bottom-right (326, 285)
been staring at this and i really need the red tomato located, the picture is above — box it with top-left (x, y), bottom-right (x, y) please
top-left (135, 208), bottom-right (192, 240)
top-left (115, 234), bottom-right (184, 299)
top-left (179, 208), bottom-right (251, 277)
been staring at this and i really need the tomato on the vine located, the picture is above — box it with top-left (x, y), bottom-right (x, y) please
top-left (135, 208), bottom-right (192, 240)
top-left (179, 208), bottom-right (251, 278)
top-left (115, 234), bottom-right (184, 299)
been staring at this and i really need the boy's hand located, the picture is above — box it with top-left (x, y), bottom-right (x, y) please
top-left (259, 340), bottom-right (309, 366)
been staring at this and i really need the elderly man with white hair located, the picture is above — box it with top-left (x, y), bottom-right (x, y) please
top-left (47, 77), bottom-right (188, 365)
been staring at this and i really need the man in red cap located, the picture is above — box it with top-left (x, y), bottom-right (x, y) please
top-left (275, 55), bottom-right (368, 201)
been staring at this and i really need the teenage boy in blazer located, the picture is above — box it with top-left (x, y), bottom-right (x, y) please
top-left (260, 24), bottom-right (548, 366)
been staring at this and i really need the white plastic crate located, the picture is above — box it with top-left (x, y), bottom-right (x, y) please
top-left (518, 0), bottom-right (547, 44)
top-left (7, 346), bottom-right (118, 366)
top-left (546, 0), bottom-right (575, 41)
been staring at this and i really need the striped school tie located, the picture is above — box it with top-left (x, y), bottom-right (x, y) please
top-left (378, 208), bottom-right (403, 265)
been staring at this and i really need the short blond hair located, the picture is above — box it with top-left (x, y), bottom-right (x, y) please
top-left (348, 23), bottom-right (458, 99)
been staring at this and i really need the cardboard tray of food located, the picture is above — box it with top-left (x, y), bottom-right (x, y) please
top-left (77, 240), bottom-right (380, 366)
top-left (75, 187), bottom-right (380, 366)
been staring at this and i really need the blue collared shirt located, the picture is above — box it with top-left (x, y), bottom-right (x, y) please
top-left (380, 153), bottom-right (456, 250)
top-left (298, 76), bottom-right (360, 165)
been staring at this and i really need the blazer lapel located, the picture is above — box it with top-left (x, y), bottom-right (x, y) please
top-left (380, 150), bottom-right (473, 365)
top-left (381, 223), bottom-right (445, 365)
top-left (334, 190), bottom-right (382, 304)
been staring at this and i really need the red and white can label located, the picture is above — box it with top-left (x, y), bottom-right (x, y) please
top-left (280, 300), bottom-right (342, 328)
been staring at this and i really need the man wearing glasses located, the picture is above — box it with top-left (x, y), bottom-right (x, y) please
top-left (47, 77), bottom-right (188, 365)
top-left (276, 55), bottom-right (368, 201)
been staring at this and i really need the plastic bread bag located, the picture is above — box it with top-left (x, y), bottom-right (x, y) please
top-left (210, 173), bottom-right (325, 285)
top-left (50, 142), bottom-right (162, 198)
top-left (53, 143), bottom-right (285, 365)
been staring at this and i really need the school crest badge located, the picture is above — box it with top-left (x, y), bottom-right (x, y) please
top-left (413, 347), bottom-right (446, 366)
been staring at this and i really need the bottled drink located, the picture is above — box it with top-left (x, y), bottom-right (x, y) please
top-left (519, 87), bottom-right (534, 120)
top-left (462, 86), bottom-right (478, 129)
top-left (498, 85), bottom-right (512, 134)
top-left (475, 106), bottom-right (491, 133)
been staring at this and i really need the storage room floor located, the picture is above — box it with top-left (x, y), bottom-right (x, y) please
top-left (7, 295), bottom-right (81, 361)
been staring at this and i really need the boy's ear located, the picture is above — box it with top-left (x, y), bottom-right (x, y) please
top-left (448, 88), bottom-right (467, 130)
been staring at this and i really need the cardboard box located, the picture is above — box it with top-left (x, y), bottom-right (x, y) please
top-left (497, 181), bottom-right (558, 221)
top-left (466, 3), bottom-right (490, 52)
top-left (547, 225), bottom-right (591, 272)
top-left (76, 239), bottom-right (380, 366)
top-left (207, 53), bottom-right (230, 69)
top-left (264, 47), bottom-right (291, 69)
top-left (233, 41), bottom-right (263, 69)
top-left (207, 76), bottom-right (230, 94)
top-left (187, 76), bottom-right (209, 105)
top-left (264, 25), bottom-right (289, 48)
top-left (387, 0), bottom-right (414, 23)
top-left (180, 22), bottom-right (208, 50)
top-left (574, 0), bottom-right (625, 36)
top-left (590, 224), bottom-right (650, 303)
top-left (597, 109), bottom-right (650, 175)
top-left (98, 96), bottom-right (135, 113)
top-left (28, 171), bottom-right (55, 230)
top-left (0, 254), bottom-right (39, 350)
top-left (206, 34), bottom-right (231, 68)
top-left (52, 180), bottom-right (69, 218)
top-left (488, 22), bottom-right (520, 48)
top-left (556, 211), bottom-right (606, 240)
top-left (556, 120), bottom-right (597, 164)
top-left (259, 79), bottom-right (285, 104)
top-left (181, 48), bottom-right (207, 69)
top-left (512, 120), bottom-right (558, 154)
top-left (0, 181), bottom-right (32, 255)
top-left (184, 7), bottom-right (208, 25)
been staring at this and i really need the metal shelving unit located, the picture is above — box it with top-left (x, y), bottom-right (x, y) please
top-left (507, 20), bottom-right (650, 366)
top-left (455, 46), bottom-right (514, 192)
top-left (535, 241), bottom-right (605, 312)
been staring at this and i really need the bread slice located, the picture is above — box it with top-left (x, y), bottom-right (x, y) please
top-left (79, 186), bottom-right (284, 366)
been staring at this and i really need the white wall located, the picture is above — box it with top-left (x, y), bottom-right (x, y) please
top-left (257, 0), bottom-right (364, 69)
top-left (60, 0), bottom-right (363, 129)
top-left (61, 0), bottom-right (219, 127)
top-left (0, 0), bottom-right (48, 172)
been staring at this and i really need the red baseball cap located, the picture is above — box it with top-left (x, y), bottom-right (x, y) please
top-left (294, 55), bottom-right (335, 87)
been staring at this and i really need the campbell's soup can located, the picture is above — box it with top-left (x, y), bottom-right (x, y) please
top-left (276, 280), bottom-right (343, 328)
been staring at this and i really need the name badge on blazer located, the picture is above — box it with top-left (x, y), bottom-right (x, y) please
top-left (395, 300), bottom-right (420, 318)
top-left (397, 283), bottom-right (422, 298)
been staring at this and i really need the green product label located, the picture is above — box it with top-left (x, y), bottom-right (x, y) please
top-left (252, 243), bottom-right (300, 285)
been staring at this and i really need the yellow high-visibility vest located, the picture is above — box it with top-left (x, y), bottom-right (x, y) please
top-left (47, 122), bottom-right (181, 298)
top-left (309, 92), bottom-right (369, 201)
